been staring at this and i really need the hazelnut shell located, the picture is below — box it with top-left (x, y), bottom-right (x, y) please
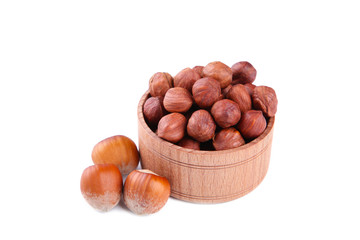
top-left (149, 72), bottom-right (173, 97)
top-left (192, 77), bottom-right (221, 109)
top-left (187, 109), bottom-right (216, 142)
top-left (123, 169), bottom-right (170, 215)
top-left (227, 84), bottom-right (252, 113)
top-left (174, 68), bottom-right (201, 92)
top-left (231, 61), bottom-right (257, 84)
top-left (211, 99), bottom-right (241, 128)
top-left (237, 110), bottom-right (267, 140)
top-left (92, 135), bottom-right (139, 175)
top-left (143, 96), bottom-right (164, 128)
top-left (213, 128), bottom-right (245, 150)
top-left (157, 113), bottom-right (187, 143)
top-left (203, 61), bottom-right (232, 88)
top-left (252, 86), bottom-right (278, 117)
top-left (80, 164), bottom-right (122, 211)
top-left (163, 87), bottom-right (193, 113)
top-left (178, 137), bottom-right (200, 150)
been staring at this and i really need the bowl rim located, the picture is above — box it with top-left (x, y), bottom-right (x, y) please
top-left (138, 90), bottom-right (275, 155)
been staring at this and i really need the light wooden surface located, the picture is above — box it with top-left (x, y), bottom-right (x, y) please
top-left (138, 91), bottom-right (275, 203)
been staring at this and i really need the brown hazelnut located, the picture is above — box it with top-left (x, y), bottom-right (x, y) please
top-left (149, 72), bottom-right (173, 97)
top-left (91, 135), bottom-right (139, 175)
top-left (174, 68), bottom-right (201, 92)
top-left (211, 99), bottom-right (241, 128)
top-left (187, 110), bottom-right (216, 142)
top-left (252, 86), bottom-right (278, 117)
top-left (203, 61), bottom-right (232, 88)
top-left (231, 61), bottom-right (257, 84)
top-left (237, 110), bottom-right (267, 140)
top-left (157, 113), bottom-right (187, 143)
top-left (192, 77), bottom-right (221, 109)
top-left (244, 83), bottom-right (256, 96)
top-left (213, 128), bottom-right (245, 150)
top-left (123, 169), bottom-right (170, 215)
top-left (80, 164), bottom-right (122, 211)
top-left (178, 137), bottom-right (200, 150)
top-left (163, 87), bottom-right (193, 113)
top-left (192, 66), bottom-right (204, 77)
top-left (143, 96), bottom-right (164, 128)
top-left (227, 84), bottom-right (252, 113)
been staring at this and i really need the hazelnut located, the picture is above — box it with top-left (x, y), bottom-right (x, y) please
top-left (231, 61), bottom-right (257, 84)
top-left (174, 68), bottom-right (201, 92)
top-left (252, 86), bottom-right (278, 117)
top-left (227, 84), bottom-right (252, 113)
top-left (80, 164), bottom-right (122, 211)
top-left (212, 128), bottom-right (245, 150)
top-left (192, 66), bottom-right (204, 77)
top-left (124, 169), bottom-right (170, 215)
top-left (211, 99), bottom-right (241, 128)
top-left (187, 109), bottom-right (216, 142)
top-left (192, 77), bottom-right (221, 109)
top-left (244, 83), bottom-right (256, 96)
top-left (203, 61), bottom-right (232, 88)
top-left (149, 72), bottom-right (173, 97)
top-left (237, 110), bottom-right (267, 140)
top-left (92, 135), bottom-right (139, 175)
top-left (143, 96), bottom-right (164, 128)
top-left (157, 113), bottom-right (187, 143)
top-left (178, 137), bottom-right (200, 150)
top-left (163, 87), bottom-right (193, 113)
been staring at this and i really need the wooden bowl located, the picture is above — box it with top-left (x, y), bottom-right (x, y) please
top-left (138, 91), bottom-right (275, 203)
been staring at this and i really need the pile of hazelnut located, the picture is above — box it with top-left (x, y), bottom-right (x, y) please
top-left (144, 61), bottom-right (278, 150)
top-left (80, 135), bottom-right (171, 215)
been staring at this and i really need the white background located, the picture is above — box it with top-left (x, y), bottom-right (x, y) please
top-left (1, 0), bottom-right (359, 239)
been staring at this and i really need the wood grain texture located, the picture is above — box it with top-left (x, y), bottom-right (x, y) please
top-left (138, 91), bottom-right (275, 203)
